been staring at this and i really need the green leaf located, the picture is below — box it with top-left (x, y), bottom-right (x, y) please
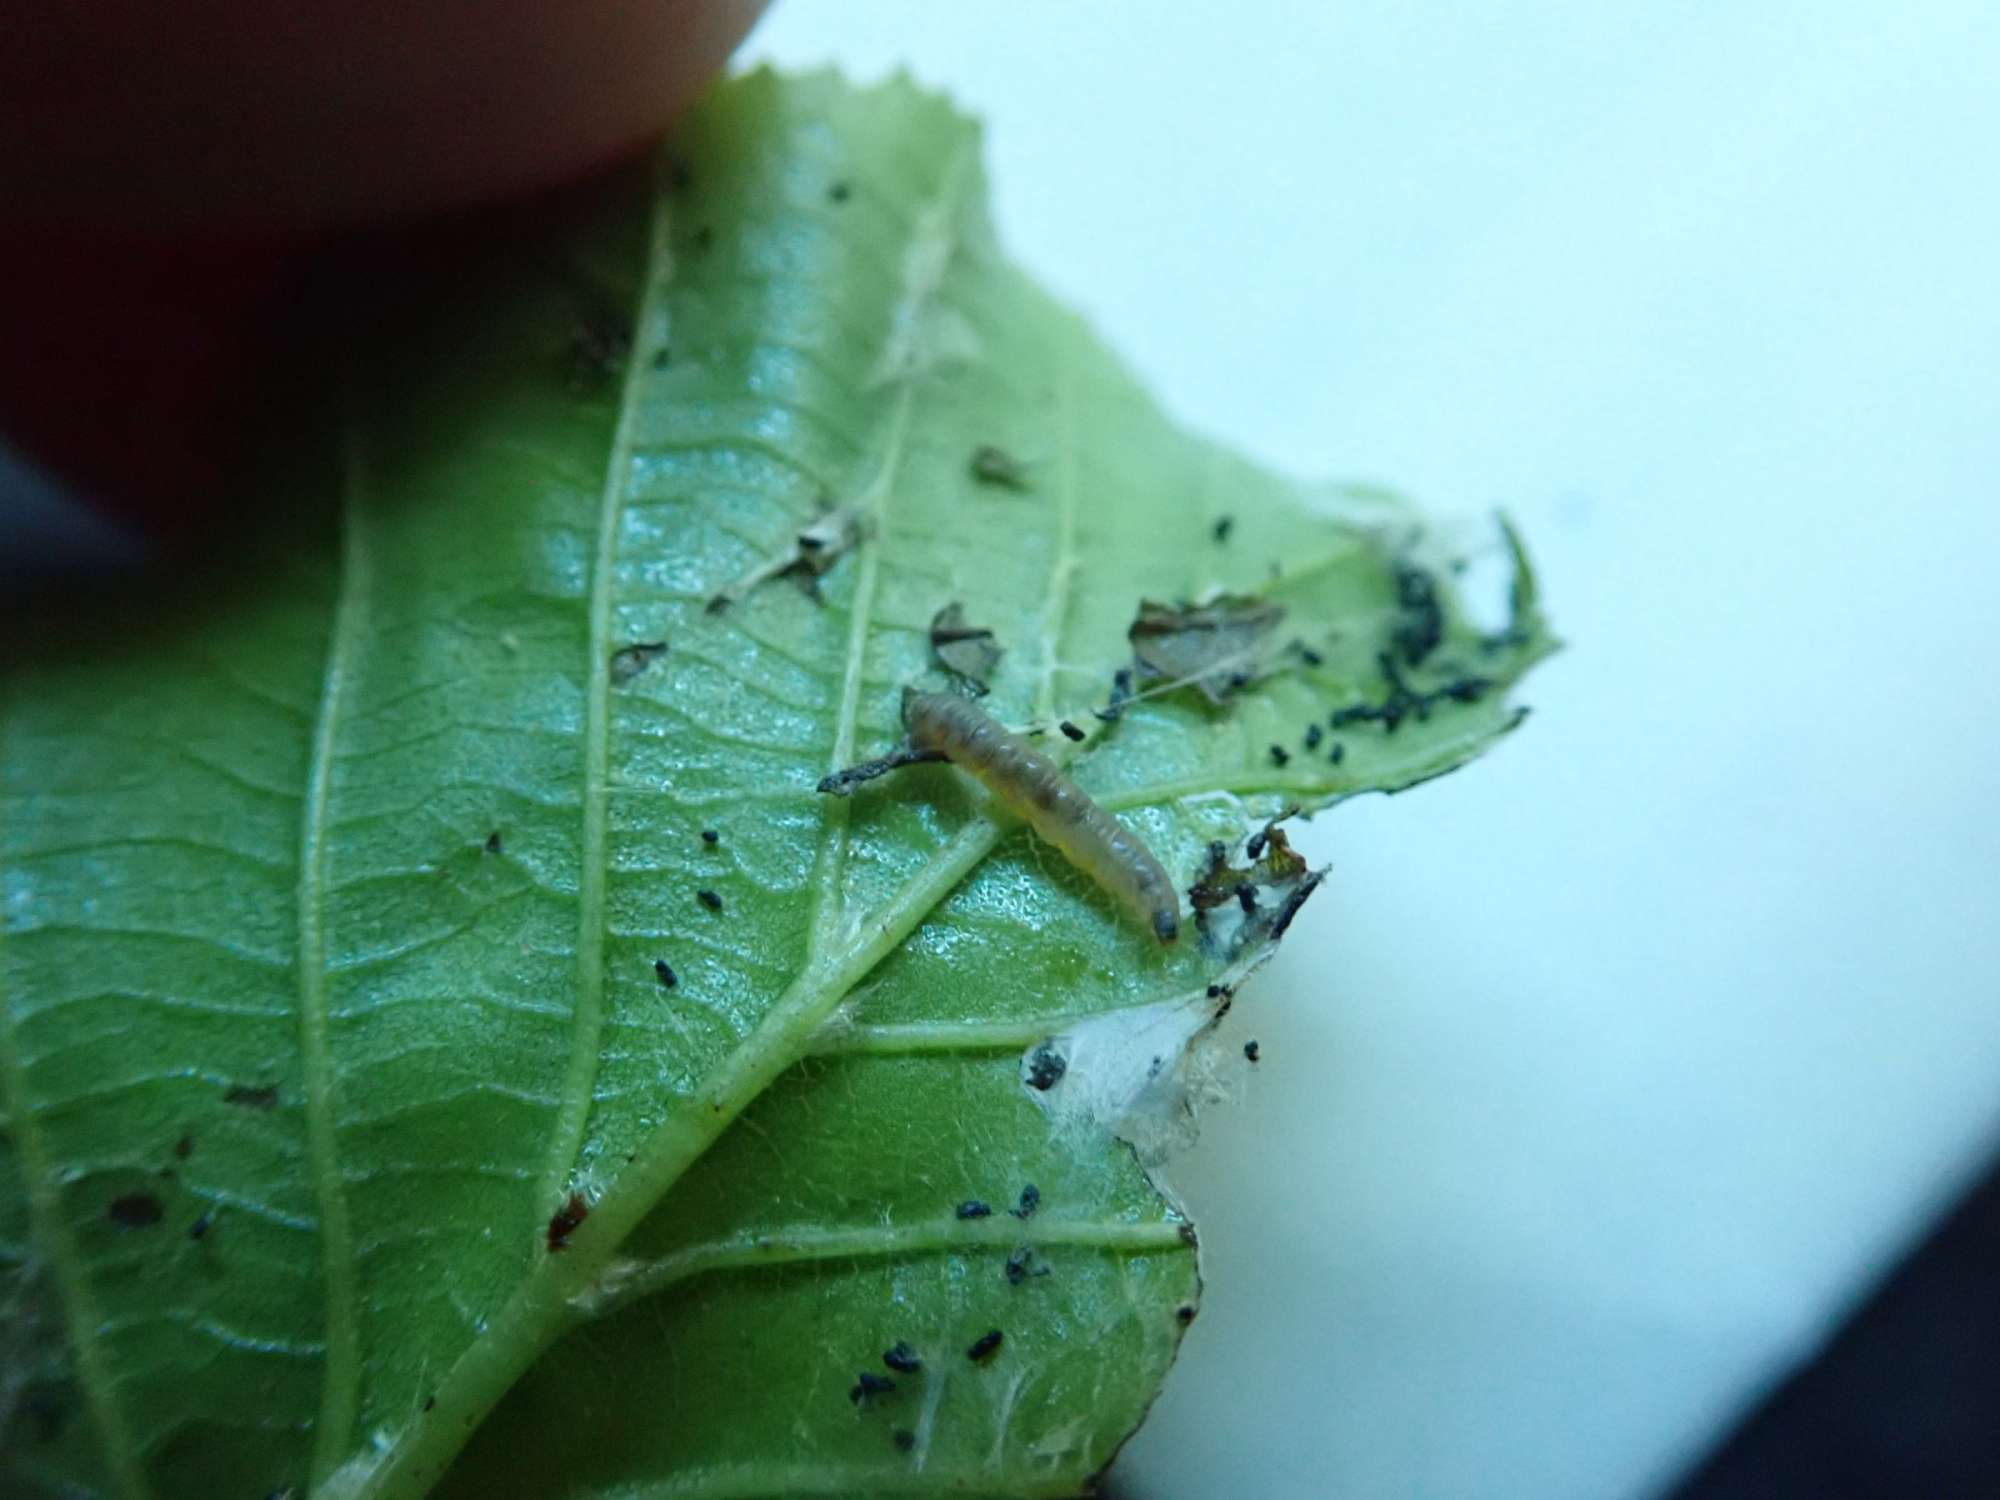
top-left (0, 69), bottom-right (1553, 1500)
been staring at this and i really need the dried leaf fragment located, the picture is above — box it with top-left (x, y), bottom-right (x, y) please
top-left (815, 746), bottom-right (945, 797)
top-left (1129, 594), bottom-right (1285, 704)
top-left (929, 602), bottom-right (1003, 692)
top-left (707, 502), bottom-right (871, 612)
top-left (1188, 817), bottom-right (1319, 957)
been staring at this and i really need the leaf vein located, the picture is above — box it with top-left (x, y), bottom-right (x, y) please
top-left (576, 1215), bottom-right (1188, 1320)
top-left (0, 848), bottom-right (156, 1500)
top-left (540, 163), bottom-right (683, 1217)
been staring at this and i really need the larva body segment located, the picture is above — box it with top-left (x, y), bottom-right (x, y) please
top-left (901, 691), bottom-right (1181, 942)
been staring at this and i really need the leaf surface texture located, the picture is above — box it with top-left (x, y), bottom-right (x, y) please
top-left (0, 71), bottom-right (1553, 1500)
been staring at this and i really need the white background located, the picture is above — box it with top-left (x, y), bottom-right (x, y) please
top-left (749, 6), bottom-right (2000, 1498)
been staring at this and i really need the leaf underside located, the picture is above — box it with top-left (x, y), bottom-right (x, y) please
top-left (0, 70), bottom-right (1553, 1500)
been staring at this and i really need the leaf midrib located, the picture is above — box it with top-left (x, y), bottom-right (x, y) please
top-left (300, 424), bottom-right (370, 1482)
top-left (319, 134), bottom-right (988, 1500)
top-left (805, 136), bottom-right (976, 960)
top-left (317, 104), bottom-right (1554, 1493)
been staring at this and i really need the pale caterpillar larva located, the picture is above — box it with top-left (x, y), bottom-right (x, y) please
top-left (900, 690), bottom-right (1180, 943)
